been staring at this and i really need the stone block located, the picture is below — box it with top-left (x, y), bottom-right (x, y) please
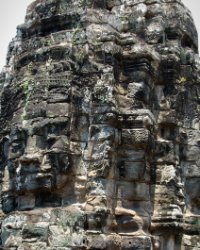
top-left (117, 161), bottom-right (149, 181)
top-left (153, 164), bottom-right (179, 184)
top-left (154, 139), bottom-right (177, 164)
top-left (0, 0), bottom-right (199, 249)
top-left (117, 200), bottom-right (152, 216)
top-left (25, 101), bottom-right (47, 119)
top-left (1, 214), bottom-right (27, 246)
top-left (117, 181), bottom-right (150, 201)
top-left (87, 234), bottom-right (108, 249)
top-left (183, 162), bottom-right (200, 178)
top-left (185, 177), bottom-right (200, 214)
top-left (86, 179), bottom-right (115, 198)
top-left (121, 128), bottom-right (152, 148)
top-left (151, 184), bottom-right (184, 208)
top-left (70, 115), bottom-right (89, 142)
top-left (17, 194), bottom-right (35, 210)
top-left (184, 215), bottom-right (200, 235)
top-left (89, 125), bottom-right (116, 142)
top-left (182, 235), bottom-right (200, 248)
top-left (46, 103), bottom-right (70, 117)
top-left (121, 236), bottom-right (152, 250)
top-left (184, 145), bottom-right (200, 162)
top-left (117, 149), bottom-right (146, 162)
top-left (22, 222), bottom-right (49, 242)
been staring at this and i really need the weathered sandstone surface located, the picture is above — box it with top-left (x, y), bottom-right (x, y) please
top-left (0, 0), bottom-right (199, 249)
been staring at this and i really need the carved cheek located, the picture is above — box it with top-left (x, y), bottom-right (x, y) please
top-left (8, 140), bottom-right (25, 160)
top-left (145, 20), bottom-right (164, 44)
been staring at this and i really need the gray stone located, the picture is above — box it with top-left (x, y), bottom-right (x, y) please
top-left (0, 0), bottom-right (199, 249)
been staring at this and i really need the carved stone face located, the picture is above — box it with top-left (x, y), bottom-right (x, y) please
top-left (0, 0), bottom-right (199, 249)
top-left (1, 119), bottom-right (71, 213)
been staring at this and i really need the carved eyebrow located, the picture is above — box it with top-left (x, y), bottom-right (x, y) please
top-left (181, 34), bottom-right (197, 51)
top-left (165, 30), bottom-right (180, 40)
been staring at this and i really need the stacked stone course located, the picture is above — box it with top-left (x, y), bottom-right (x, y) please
top-left (0, 0), bottom-right (199, 249)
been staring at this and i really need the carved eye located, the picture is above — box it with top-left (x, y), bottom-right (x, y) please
top-left (181, 35), bottom-right (194, 50)
top-left (5, 224), bottom-right (13, 230)
top-left (47, 136), bottom-right (56, 148)
top-left (104, 53), bottom-right (113, 65)
top-left (166, 31), bottom-right (179, 40)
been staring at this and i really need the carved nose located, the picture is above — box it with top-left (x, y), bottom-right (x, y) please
top-left (40, 154), bottom-right (52, 172)
top-left (19, 152), bottom-right (42, 164)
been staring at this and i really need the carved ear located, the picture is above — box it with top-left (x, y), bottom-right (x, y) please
top-left (1, 193), bottom-right (16, 214)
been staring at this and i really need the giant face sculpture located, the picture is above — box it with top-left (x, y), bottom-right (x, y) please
top-left (3, 119), bottom-right (71, 211)
top-left (0, 0), bottom-right (199, 249)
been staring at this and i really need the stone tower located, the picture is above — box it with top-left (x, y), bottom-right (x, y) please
top-left (0, 0), bottom-right (199, 249)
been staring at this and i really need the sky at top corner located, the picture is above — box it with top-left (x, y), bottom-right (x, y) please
top-left (0, 0), bottom-right (200, 70)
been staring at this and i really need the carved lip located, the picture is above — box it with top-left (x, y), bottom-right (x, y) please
top-left (19, 154), bottom-right (42, 164)
top-left (15, 169), bottom-right (54, 179)
top-left (35, 172), bottom-right (53, 179)
top-left (123, 57), bottom-right (154, 75)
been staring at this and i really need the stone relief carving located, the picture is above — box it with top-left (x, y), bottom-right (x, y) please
top-left (0, 0), bottom-right (199, 249)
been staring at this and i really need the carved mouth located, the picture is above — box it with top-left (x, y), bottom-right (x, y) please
top-left (16, 171), bottom-right (53, 179)
top-left (18, 164), bottom-right (53, 175)
top-left (16, 173), bottom-right (53, 192)
top-left (19, 154), bottom-right (42, 165)
top-left (35, 172), bottom-right (53, 179)
top-left (123, 58), bottom-right (153, 75)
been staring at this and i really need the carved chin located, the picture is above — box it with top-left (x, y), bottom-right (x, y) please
top-left (16, 173), bottom-right (54, 192)
top-left (16, 173), bottom-right (69, 192)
